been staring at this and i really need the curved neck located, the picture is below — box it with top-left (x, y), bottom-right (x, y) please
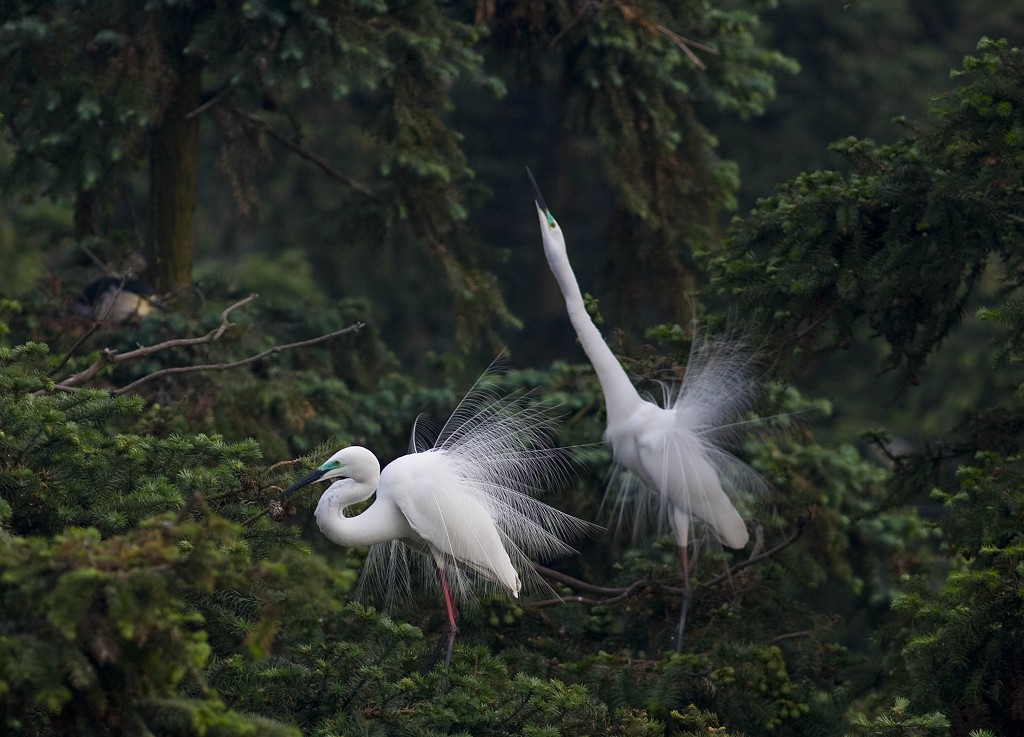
top-left (314, 483), bottom-right (413, 548)
top-left (544, 240), bottom-right (641, 421)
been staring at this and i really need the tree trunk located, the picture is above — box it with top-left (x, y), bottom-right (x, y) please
top-left (146, 56), bottom-right (202, 294)
top-left (73, 189), bottom-right (99, 237)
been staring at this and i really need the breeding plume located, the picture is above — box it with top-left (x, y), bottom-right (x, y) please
top-left (279, 374), bottom-right (590, 666)
top-left (527, 168), bottom-right (766, 650)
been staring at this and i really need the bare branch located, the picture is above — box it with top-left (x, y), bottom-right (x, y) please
top-left (654, 24), bottom-right (717, 71)
top-left (689, 516), bottom-right (808, 590)
top-left (48, 276), bottom-right (137, 383)
top-left (110, 321), bottom-right (365, 396)
top-left (49, 320), bottom-right (105, 379)
top-left (533, 563), bottom-right (634, 597)
top-left (79, 242), bottom-right (120, 276)
top-left (530, 594), bottom-right (607, 608)
top-left (528, 577), bottom-right (647, 605)
top-left (224, 103), bottom-right (380, 200)
top-left (770, 630), bottom-right (817, 644)
top-left (50, 294), bottom-right (259, 391)
top-left (529, 518), bottom-right (809, 610)
top-left (45, 289), bottom-right (366, 399)
top-left (269, 457), bottom-right (305, 472)
top-left (185, 86), bottom-right (232, 120)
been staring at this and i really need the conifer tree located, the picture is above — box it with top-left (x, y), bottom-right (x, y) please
top-left (708, 38), bottom-right (1024, 737)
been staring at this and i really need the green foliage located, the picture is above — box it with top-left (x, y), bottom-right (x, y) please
top-left (4, 3), bottom-right (1024, 735)
top-left (847, 697), bottom-right (950, 737)
top-left (0, 0), bottom-right (518, 338)
top-left (704, 34), bottom-right (1024, 737)
top-left (209, 602), bottom-right (664, 737)
top-left (885, 452), bottom-right (1024, 736)
top-left (710, 39), bottom-right (1024, 387)
top-left (502, 0), bottom-right (795, 326)
top-left (2, 333), bottom-right (684, 736)
top-left (0, 343), bottom-right (266, 537)
top-left (0, 340), bottom-right (300, 735)
top-left (0, 518), bottom-right (260, 736)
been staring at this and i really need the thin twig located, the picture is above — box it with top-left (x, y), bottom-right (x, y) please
top-left (530, 518), bottom-right (808, 609)
top-left (533, 563), bottom-right (633, 597)
top-left (655, 24), bottom-right (717, 71)
top-left (241, 504), bottom-right (276, 528)
top-left (795, 303), bottom-right (839, 342)
top-left (49, 275), bottom-right (134, 379)
top-left (530, 579), bottom-right (650, 609)
top-left (224, 103), bottom-right (380, 200)
top-left (695, 516), bottom-right (808, 589)
top-left (79, 243), bottom-right (120, 276)
top-left (549, 2), bottom-right (591, 48)
top-left (110, 321), bottom-right (365, 396)
top-left (49, 294), bottom-right (259, 391)
top-left (185, 86), bottom-right (232, 120)
top-left (770, 630), bottom-right (816, 644)
top-left (269, 457), bottom-right (305, 472)
top-left (530, 594), bottom-right (608, 608)
top-left (50, 321), bottom-right (104, 378)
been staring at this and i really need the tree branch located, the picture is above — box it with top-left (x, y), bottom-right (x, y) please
top-left (224, 103), bottom-right (380, 200)
top-left (110, 321), bottom-right (364, 396)
top-left (532, 563), bottom-right (635, 597)
top-left (49, 294), bottom-right (259, 391)
top-left (50, 274), bottom-right (138, 378)
top-left (530, 578), bottom-right (650, 609)
top-left (770, 629), bottom-right (817, 644)
top-left (44, 293), bottom-right (365, 397)
top-left (529, 517), bottom-right (809, 609)
top-left (683, 515), bottom-right (808, 591)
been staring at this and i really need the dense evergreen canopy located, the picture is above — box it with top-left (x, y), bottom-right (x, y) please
top-left (2, 1), bottom-right (1023, 736)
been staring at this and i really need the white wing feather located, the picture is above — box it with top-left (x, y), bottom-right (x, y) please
top-left (358, 370), bottom-right (595, 607)
top-left (604, 331), bottom-right (769, 550)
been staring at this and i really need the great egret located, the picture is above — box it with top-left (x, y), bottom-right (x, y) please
top-left (527, 168), bottom-right (766, 650)
top-left (279, 375), bottom-right (590, 666)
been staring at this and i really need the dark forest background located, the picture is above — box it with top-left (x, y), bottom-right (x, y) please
top-left (2, 1), bottom-right (1023, 735)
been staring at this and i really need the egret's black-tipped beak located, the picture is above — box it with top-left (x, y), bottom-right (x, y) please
top-left (278, 468), bottom-right (328, 499)
top-left (526, 167), bottom-right (549, 213)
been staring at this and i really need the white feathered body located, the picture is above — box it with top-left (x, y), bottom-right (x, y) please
top-left (376, 450), bottom-right (522, 597)
top-left (309, 379), bottom-right (589, 609)
top-left (531, 179), bottom-right (762, 554)
top-left (604, 381), bottom-right (752, 551)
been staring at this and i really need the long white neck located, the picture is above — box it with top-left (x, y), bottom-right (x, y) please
top-left (540, 211), bottom-right (642, 423)
top-left (314, 481), bottom-right (415, 548)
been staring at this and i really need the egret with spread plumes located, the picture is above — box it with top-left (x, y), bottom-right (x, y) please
top-left (279, 372), bottom-right (591, 667)
top-left (527, 168), bottom-right (767, 650)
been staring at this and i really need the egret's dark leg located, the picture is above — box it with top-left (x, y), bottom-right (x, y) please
top-left (673, 543), bottom-right (692, 653)
top-left (425, 563), bottom-right (459, 671)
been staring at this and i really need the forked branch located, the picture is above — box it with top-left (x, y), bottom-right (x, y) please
top-left (529, 517), bottom-right (807, 610)
top-left (111, 321), bottom-right (364, 396)
top-left (45, 293), bottom-right (365, 395)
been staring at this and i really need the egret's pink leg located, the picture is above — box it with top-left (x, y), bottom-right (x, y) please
top-left (428, 563), bottom-right (459, 669)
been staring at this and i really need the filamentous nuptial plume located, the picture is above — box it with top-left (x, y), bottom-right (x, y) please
top-left (279, 371), bottom-right (592, 667)
top-left (528, 167), bottom-right (769, 651)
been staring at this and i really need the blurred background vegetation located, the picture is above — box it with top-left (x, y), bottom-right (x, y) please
top-left (1, 0), bottom-right (1023, 735)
